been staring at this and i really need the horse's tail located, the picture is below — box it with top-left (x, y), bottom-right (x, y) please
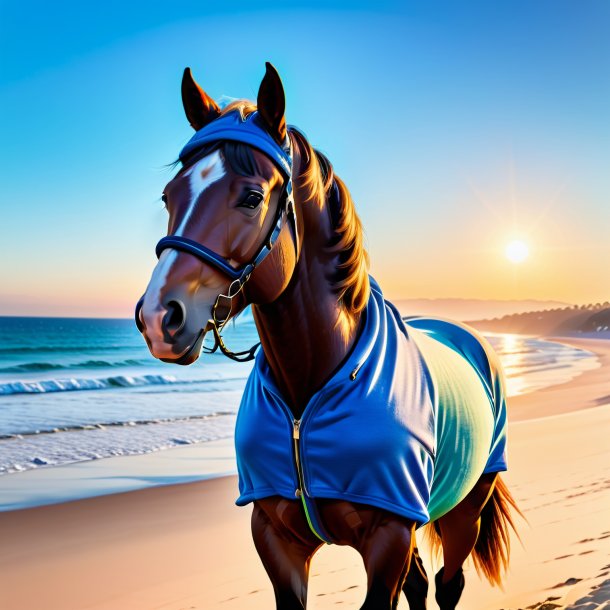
top-left (424, 474), bottom-right (523, 587)
top-left (471, 474), bottom-right (523, 586)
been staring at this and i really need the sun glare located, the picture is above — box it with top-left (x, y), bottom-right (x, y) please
top-left (505, 240), bottom-right (529, 264)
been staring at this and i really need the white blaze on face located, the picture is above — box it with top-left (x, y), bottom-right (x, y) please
top-left (146, 151), bottom-right (226, 302)
top-left (177, 150), bottom-right (226, 236)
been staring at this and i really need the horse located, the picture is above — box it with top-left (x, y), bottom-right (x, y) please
top-left (136, 63), bottom-right (521, 610)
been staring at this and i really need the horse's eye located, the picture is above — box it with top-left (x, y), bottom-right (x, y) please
top-left (239, 190), bottom-right (264, 209)
top-left (161, 193), bottom-right (168, 205)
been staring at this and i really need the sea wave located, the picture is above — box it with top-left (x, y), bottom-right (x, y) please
top-left (0, 373), bottom-right (246, 396)
top-left (0, 344), bottom-right (142, 355)
top-left (0, 411), bottom-right (234, 440)
top-left (0, 358), bottom-right (149, 373)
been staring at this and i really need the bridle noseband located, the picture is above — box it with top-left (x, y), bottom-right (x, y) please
top-left (136, 110), bottom-right (298, 362)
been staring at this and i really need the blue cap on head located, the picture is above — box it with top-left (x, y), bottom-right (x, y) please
top-left (179, 110), bottom-right (292, 176)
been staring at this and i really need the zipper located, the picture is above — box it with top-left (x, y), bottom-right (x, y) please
top-left (292, 419), bottom-right (306, 497)
top-left (292, 417), bottom-right (330, 543)
top-left (274, 397), bottom-right (332, 544)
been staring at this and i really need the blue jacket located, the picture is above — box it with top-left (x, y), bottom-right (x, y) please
top-left (235, 279), bottom-right (507, 540)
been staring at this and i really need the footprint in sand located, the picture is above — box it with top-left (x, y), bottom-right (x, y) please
top-left (550, 577), bottom-right (583, 589)
top-left (317, 584), bottom-right (360, 597)
top-left (545, 554), bottom-right (574, 563)
top-left (525, 596), bottom-right (562, 609)
top-left (565, 578), bottom-right (610, 609)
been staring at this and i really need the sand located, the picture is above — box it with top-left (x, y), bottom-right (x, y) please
top-left (0, 336), bottom-right (609, 610)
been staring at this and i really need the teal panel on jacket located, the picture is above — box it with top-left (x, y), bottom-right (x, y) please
top-left (404, 318), bottom-right (507, 520)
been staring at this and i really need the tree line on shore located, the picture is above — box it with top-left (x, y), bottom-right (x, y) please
top-left (466, 302), bottom-right (610, 335)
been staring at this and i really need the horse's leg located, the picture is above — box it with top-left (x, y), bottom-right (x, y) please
top-left (356, 515), bottom-right (415, 610)
top-left (402, 542), bottom-right (428, 609)
top-left (359, 520), bottom-right (413, 610)
top-left (251, 501), bottom-right (321, 610)
top-left (434, 472), bottom-right (498, 609)
top-left (315, 500), bottom-right (416, 609)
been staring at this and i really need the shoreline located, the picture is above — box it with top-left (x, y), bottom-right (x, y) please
top-left (0, 334), bottom-right (608, 513)
top-left (0, 334), bottom-right (606, 513)
top-left (0, 336), bottom-right (609, 609)
top-left (507, 335), bottom-right (610, 420)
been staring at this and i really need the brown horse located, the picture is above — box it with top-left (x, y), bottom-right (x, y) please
top-left (137, 63), bottom-right (521, 609)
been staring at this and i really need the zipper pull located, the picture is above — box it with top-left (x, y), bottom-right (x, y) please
top-left (293, 419), bottom-right (300, 439)
top-left (350, 363), bottom-right (363, 381)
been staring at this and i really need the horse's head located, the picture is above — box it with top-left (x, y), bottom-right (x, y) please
top-left (136, 64), bottom-right (300, 365)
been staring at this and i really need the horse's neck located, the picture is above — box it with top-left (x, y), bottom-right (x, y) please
top-left (252, 196), bottom-right (361, 418)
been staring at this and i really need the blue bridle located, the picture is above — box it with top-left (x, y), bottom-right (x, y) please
top-left (180, 110), bottom-right (292, 175)
top-left (155, 110), bottom-right (296, 285)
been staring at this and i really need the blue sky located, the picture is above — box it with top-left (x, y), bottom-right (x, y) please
top-left (1, 1), bottom-right (609, 316)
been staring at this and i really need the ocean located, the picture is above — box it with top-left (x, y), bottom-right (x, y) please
top-left (0, 314), bottom-right (598, 478)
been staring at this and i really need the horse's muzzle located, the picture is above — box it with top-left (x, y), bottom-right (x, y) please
top-left (134, 295), bottom-right (210, 365)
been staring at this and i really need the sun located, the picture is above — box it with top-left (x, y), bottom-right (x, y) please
top-left (505, 240), bottom-right (529, 264)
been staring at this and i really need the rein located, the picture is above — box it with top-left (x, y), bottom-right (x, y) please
top-left (136, 110), bottom-right (297, 363)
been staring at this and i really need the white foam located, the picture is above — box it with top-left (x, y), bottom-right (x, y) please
top-left (0, 414), bottom-right (237, 476)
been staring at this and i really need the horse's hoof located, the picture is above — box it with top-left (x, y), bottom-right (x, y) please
top-left (434, 567), bottom-right (464, 610)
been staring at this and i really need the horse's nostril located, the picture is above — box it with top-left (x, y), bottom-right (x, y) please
top-left (163, 299), bottom-right (187, 335)
top-left (135, 296), bottom-right (145, 332)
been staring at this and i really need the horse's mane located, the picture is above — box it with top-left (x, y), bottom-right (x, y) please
top-left (219, 101), bottom-right (370, 315)
top-left (288, 128), bottom-right (370, 315)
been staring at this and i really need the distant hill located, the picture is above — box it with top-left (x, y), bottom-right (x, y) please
top-left (465, 303), bottom-right (610, 336)
top-left (392, 298), bottom-right (570, 322)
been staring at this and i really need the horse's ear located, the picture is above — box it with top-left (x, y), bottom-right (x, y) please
top-left (257, 62), bottom-right (287, 145)
top-left (181, 67), bottom-right (220, 131)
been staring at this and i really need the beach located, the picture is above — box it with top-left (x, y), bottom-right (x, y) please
top-left (0, 335), bottom-right (609, 610)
